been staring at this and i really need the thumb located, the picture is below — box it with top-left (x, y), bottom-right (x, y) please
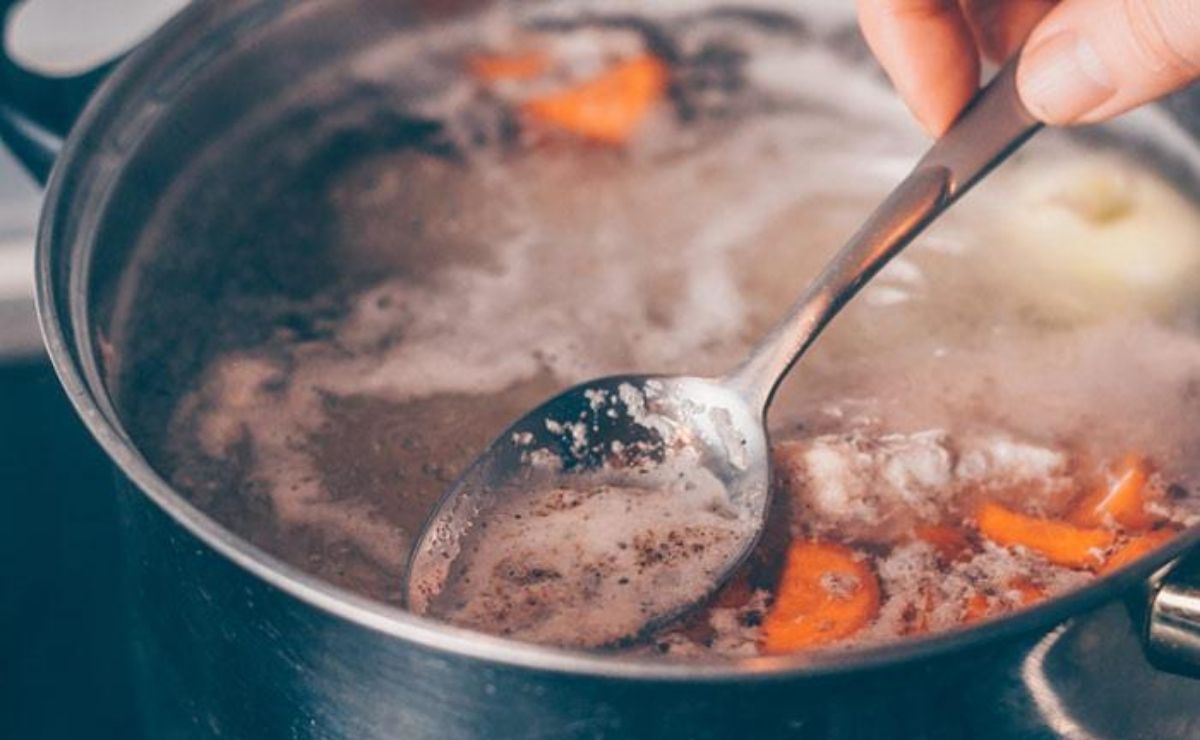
top-left (1016, 0), bottom-right (1200, 125)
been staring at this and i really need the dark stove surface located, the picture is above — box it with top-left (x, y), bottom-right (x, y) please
top-left (0, 362), bottom-right (140, 739)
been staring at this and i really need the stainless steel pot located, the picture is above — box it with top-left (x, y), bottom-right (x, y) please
top-left (9, 0), bottom-right (1200, 737)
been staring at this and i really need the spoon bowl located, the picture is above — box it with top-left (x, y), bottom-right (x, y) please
top-left (406, 375), bottom-right (769, 647)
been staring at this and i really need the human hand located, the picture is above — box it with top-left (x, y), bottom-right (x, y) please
top-left (856, 0), bottom-right (1200, 135)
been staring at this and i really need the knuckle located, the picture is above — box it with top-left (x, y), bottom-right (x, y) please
top-left (1121, 0), bottom-right (1200, 76)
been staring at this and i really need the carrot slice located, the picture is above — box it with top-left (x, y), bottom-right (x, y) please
top-left (962, 578), bottom-right (1045, 625)
top-left (467, 51), bottom-right (550, 83)
top-left (962, 593), bottom-right (991, 623)
top-left (977, 501), bottom-right (1115, 569)
top-left (522, 55), bottom-right (668, 144)
top-left (1008, 577), bottom-right (1046, 606)
top-left (915, 525), bottom-right (974, 562)
top-left (1099, 529), bottom-right (1178, 575)
top-left (1070, 455), bottom-right (1157, 531)
top-left (761, 540), bottom-right (880, 653)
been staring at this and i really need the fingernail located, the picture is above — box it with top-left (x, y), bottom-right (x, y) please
top-left (1018, 31), bottom-right (1116, 124)
top-left (913, 106), bottom-right (948, 138)
top-left (908, 95), bottom-right (957, 138)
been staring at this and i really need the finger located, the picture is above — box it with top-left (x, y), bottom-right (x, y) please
top-left (856, 0), bottom-right (981, 135)
top-left (959, 0), bottom-right (1057, 62)
top-left (1017, 0), bottom-right (1200, 124)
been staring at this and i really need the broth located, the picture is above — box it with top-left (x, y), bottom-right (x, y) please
top-left (118, 3), bottom-right (1200, 659)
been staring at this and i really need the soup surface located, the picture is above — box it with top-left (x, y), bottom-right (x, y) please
top-left (121, 2), bottom-right (1200, 659)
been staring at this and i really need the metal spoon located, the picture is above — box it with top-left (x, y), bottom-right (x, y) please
top-left (405, 59), bottom-right (1041, 647)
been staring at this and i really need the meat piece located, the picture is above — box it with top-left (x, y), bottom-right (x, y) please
top-left (775, 430), bottom-right (954, 543)
top-left (954, 435), bottom-right (1072, 509)
top-left (776, 429), bottom-right (1073, 543)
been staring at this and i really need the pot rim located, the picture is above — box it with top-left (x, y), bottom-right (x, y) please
top-left (32, 0), bottom-right (1200, 682)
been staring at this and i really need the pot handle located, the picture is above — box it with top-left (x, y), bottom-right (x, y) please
top-left (1143, 546), bottom-right (1200, 676)
top-left (0, 1), bottom-right (125, 183)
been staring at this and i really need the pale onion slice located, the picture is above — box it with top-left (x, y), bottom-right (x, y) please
top-left (994, 154), bottom-right (1200, 322)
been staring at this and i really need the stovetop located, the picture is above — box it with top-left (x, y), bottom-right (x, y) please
top-left (0, 362), bottom-right (140, 739)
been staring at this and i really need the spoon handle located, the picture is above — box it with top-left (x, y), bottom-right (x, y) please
top-left (726, 56), bottom-right (1042, 409)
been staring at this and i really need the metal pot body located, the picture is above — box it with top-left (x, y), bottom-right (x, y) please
top-left (20, 0), bottom-right (1200, 737)
top-left (122, 458), bottom-right (1200, 740)
top-left (117, 470), bottom-right (1055, 738)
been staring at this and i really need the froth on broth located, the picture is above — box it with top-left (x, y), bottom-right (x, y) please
top-left (116, 3), bottom-right (1200, 659)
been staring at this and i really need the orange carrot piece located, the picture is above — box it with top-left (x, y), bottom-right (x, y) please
top-left (977, 501), bottom-right (1115, 569)
top-left (522, 55), bottom-right (668, 144)
top-left (467, 51), bottom-right (550, 83)
top-left (962, 578), bottom-right (1044, 625)
top-left (761, 540), bottom-right (881, 653)
top-left (962, 593), bottom-right (991, 623)
top-left (1008, 577), bottom-right (1046, 606)
top-left (1099, 529), bottom-right (1179, 575)
top-left (915, 525), bottom-right (974, 562)
top-left (1070, 455), bottom-right (1157, 531)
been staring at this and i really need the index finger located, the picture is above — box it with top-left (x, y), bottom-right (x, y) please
top-left (856, 0), bottom-right (981, 135)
